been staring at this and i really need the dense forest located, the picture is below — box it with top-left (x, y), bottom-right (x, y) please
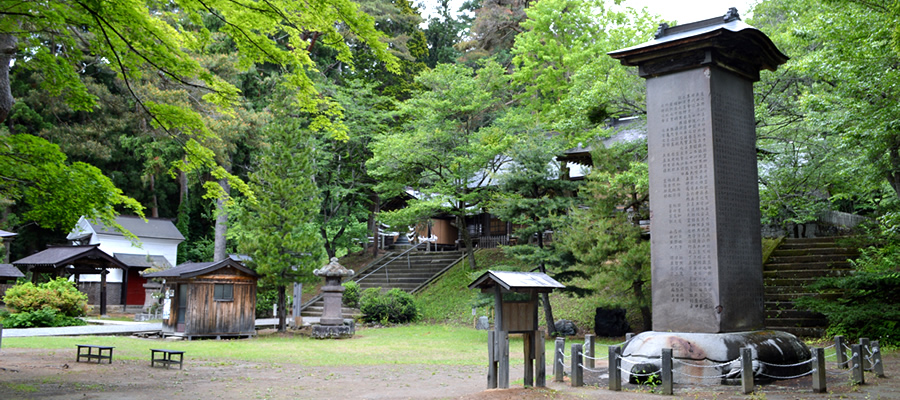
top-left (1, 0), bottom-right (899, 337)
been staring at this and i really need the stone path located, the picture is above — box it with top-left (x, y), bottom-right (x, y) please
top-left (1, 317), bottom-right (321, 337)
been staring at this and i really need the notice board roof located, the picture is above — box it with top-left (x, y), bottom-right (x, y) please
top-left (468, 270), bottom-right (564, 293)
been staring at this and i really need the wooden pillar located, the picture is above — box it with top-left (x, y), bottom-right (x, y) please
top-left (121, 268), bottom-right (129, 306)
top-left (535, 333), bottom-right (546, 387)
top-left (872, 341), bottom-right (885, 378)
top-left (570, 343), bottom-right (583, 387)
top-left (835, 335), bottom-right (848, 368)
top-left (100, 269), bottom-right (108, 316)
top-left (661, 348), bottom-right (673, 395)
top-left (493, 285), bottom-right (509, 389)
top-left (498, 331), bottom-right (509, 388)
top-left (860, 338), bottom-right (871, 370)
top-left (741, 347), bottom-right (754, 394)
top-left (487, 330), bottom-right (498, 389)
top-left (524, 332), bottom-right (534, 387)
top-left (609, 345), bottom-right (622, 391)
top-left (851, 344), bottom-right (865, 385)
top-left (554, 337), bottom-right (565, 382)
top-left (584, 334), bottom-right (596, 369)
top-left (812, 347), bottom-right (826, 393)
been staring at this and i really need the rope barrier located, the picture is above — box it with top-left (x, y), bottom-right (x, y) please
top-left (618, 367), bottom-right (660, 377)
top-left (582, 354), bottom-right (608, 361)
top-left (558, 349), bottom-right (568, 359)
top-left (823, 344), bottom-right (836, 350)
top-left (758, 358), bottom-right (814, 368)
top-left (579, 363), bottom-right (606, 374)
top-left (673, 358), bottom-right (739, 368)
top-left (757, 370), bottom-right (813, 380)
top-left (619, 357), bottom-right (643, 366)
top-left (673, 368), bottom-right (739, 379)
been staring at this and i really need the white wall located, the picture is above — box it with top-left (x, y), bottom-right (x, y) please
top-left (77, 233), bottom-right (180, 283)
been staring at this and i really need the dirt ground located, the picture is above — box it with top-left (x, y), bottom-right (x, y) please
top-left (1, 341), bottom-right (898, 400)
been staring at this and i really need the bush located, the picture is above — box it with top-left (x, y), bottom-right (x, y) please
top-left (342, 281), bottom-right (360, 308)
top-left (3, 278), bottom-right (88, 317)
top-left (359, 288), bottom-right (419, 324)
top-left (1, 308), bottom-right (88, 328)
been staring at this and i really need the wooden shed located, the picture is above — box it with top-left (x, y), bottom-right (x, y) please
top-left (145, 258), bottom-right (258, 339)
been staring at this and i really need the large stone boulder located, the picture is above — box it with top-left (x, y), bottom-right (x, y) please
top-left (554, 319), bottom-right (578, 336)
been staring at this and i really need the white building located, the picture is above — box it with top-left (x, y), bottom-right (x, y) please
top-left (67, 215), bottom-right (184, 310)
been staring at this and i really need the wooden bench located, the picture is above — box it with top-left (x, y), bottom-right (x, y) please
top-left (76, 345), bottom-right (114, 364)
top-left (150, 348), bottom-right (185, 369)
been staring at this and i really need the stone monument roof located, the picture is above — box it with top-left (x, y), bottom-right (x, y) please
top-left (314, 257), bottom-right (354, 277)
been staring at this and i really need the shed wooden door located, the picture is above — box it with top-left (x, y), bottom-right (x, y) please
top-left (176, 284), bottom-right (187, 332)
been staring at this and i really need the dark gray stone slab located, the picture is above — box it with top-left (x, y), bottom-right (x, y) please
top-left (648, 66), bottom-right (764, 333)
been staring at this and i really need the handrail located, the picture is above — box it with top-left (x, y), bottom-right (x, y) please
top-left (298, 251), bottom-right (393, 312)
top-left (356, 241), bottom-right (427, 285)
top-left (411, 250), bottom-right (469, 294)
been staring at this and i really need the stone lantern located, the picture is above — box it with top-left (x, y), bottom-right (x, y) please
top-left (311, 257), bottom-right (355, 339)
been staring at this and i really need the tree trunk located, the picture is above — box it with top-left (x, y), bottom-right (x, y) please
top-left (277, 284), bottom-right (287, 332)
top-left (149, 174), bottom-right (159, 218)
top-left (536, 233), bottom-right (557, 336)
top-left (456, 213), bottom-right (477, 269)
top-left (0, 33), bottom-right (17, 123)
top-left (213, 176), bottom-right (230, 262)
top-left (632, 278), bottom-right (652, 332)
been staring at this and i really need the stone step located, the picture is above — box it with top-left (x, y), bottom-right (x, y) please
top-left (764, 309), bottom-right (826, 320)
top-left (764, 261), bottom-right (853, 271)
top-left (765, 317), bottom-right (830, 328)
top-left (766, 254), bottom-right (856, 264)
top-left (770, 248), bottom-right (858, 257)
top-left (782, 237), bottom-right (845, 244)
top-left (778, 242), bottom-right (846, 250)
top-left (763, 269), bottom-right (852, 279)
top-left (763, 277), bottom-right (831, 287)
top-left (766, 326), bottom-right (827, 337)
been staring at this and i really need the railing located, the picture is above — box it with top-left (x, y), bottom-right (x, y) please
top-left (356, 241), bottom-right (427, 286)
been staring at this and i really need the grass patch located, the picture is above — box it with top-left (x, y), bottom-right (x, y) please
top-left (1, 383), bottom-right (38, 393)
top-left (3, 325), bottom-right (492, 366)
top-left (761, 236), bottom-right (783, 265)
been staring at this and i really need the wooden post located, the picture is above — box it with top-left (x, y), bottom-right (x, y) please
top-left (536, 333), bottom-right (546, 387)
top-left (626, 332), bottom-right (634, 341)
top-left (835, 335), bottom-right (848, 368)
top-left (571, 343), bottom-right (583, 387)
top-left (584, 334), bottom-right (596, 370)
top-left (872, 340), bottom-right (885, 378)
top-left (661, 348), bottom-right (673, 395)
top-left (100, 269), bottom-right (108, 316)
top-left (741, 347), bottom-right (754, 394)
top-left (554, 337), bottom-right (565, 382)
top-left (499, 331), bottom-right (510, 389)
top-left (812, 347), bottom-right (826, 393)
top-left (860, 338), bottom-right (871, 370)
top-left (609, 345), bottom-right (622, 391)
top-left (524, 332), bottom-right (534, 387)
top-left (0, 323), bottom-right (3, 349)
top-left (487, 330), bottom-right (497, 388)
top-left (851, 344), bottom-right (865, 385)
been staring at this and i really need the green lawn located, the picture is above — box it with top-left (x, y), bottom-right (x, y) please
top-left (2, 324), bottom-right (623, 367)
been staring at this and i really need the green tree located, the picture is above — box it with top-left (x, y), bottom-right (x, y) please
top-left (556, 139), bottom-right (652, 331)
top-left (422, 0), bottom-right (466, 68)
top-left (232, 107), bottom-right (326, 332)
top-left (368, 61), bottom-right (513, 269)
top-left (489, 129), bottom-right (583, 334)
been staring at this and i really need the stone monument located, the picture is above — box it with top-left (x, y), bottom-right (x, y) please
top-left (608, 8), bottom-right (810, 383)
top-left (311, 257), bottom-right (355, 339)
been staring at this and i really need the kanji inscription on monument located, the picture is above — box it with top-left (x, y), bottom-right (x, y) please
top-left (610, 10), bottom-right (788, 333)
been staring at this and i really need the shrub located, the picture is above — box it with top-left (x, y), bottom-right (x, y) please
top-left (359, 288), bottom-right (419, 324)
top-left (2, 308), bottom-right (87, 328)
top-left (342, 281), bottom-right (360, 308)
top-left (3, 278), bottom-right (88, 317)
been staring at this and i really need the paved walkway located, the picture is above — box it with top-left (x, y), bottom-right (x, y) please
top-left (1, 317), bottom-right (322, 337)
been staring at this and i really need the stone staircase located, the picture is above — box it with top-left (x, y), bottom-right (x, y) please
top-left (763, 237), bottom-right (857, 337)
top-left (300, 250), bottom-right (465, 319)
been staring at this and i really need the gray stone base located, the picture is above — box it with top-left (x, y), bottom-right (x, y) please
top-left (621, 331), bottom-right (810, 384)
top-left (311, 319), bottom-right (355, 339)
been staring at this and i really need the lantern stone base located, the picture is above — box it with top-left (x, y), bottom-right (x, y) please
top-left (621, 331), bottom-right (810, 384)
top-left (311, 319), bottom-right (355, 339)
